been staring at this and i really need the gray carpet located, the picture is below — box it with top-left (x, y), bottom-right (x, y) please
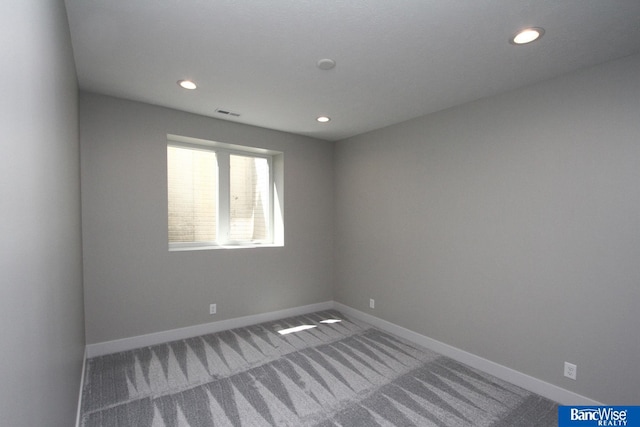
top-left (80, 310), bottom-right (558, 426)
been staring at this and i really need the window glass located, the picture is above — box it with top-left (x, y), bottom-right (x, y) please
top-left (167, 146), bottom-right (217, 243)
top-left (229, 155), bottom-right (270, 242)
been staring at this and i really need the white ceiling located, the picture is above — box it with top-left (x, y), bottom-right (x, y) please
top-left (65, 0), bottom-right (640, 141)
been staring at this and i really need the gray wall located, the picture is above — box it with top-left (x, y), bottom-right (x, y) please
top-left (0, 1), bottom-right (85, 426)
top-left (335, 53), bottom-right (640, 404)
top-left (80, 93), bottom-right (334, 344)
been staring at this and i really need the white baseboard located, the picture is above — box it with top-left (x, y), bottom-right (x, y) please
top-left (334, 302), bottom-right (601, 406)
top-left (83, 299), bottom-right (600, 406)
top-left (75, 346), bottom-right (87, 427)
top-left (86, 301), bottom-right (334, 358)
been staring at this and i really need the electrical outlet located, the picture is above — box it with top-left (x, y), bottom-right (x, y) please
top-left (209, 304), bottom-right (217, 315)
top-left (369, 299), bottom-right (375, 309)
top-left (564, 361), bottom-right (577, 380)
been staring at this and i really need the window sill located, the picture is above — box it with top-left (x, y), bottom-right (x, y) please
top-left (169, 243), bottom-right (284, 252)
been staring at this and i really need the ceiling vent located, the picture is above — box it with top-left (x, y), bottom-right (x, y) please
top-left (215, 108), bottom-right (241, 117)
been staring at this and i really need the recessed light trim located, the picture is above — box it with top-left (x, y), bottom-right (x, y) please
top-left (178, 79), bottom-right (197, 90)
top-left (510, 27), bottom-right (545, 45)
top-left (316, 116), bottom-right (331, 123)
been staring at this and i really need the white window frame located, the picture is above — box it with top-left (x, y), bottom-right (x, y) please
top-left (167, 134), bottom-right (283, 251)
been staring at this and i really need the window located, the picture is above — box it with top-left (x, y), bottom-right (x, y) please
top-left (167, 135), bottom-right (283, 250)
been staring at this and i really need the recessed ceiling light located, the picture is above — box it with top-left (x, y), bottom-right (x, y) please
top-left (510, 27), bottom-right (545, 45)
top-left (178, 79), bottom-right (197, 90)
top-left (316, 116), bottom-right (331, 123)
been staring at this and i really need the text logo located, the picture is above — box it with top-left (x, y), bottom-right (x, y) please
top-left (559, 406), bottom-right (640, 427)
